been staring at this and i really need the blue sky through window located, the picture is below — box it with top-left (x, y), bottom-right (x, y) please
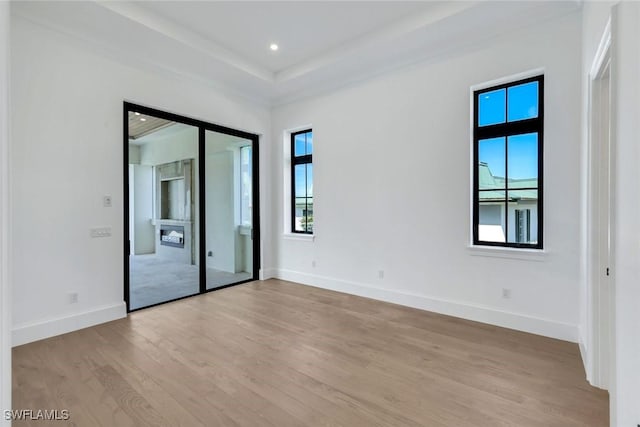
top-left (479, 137), bottom-right (505, 178)
top-left (478, 89), bottom-right (505, 126)
top-left (478, 81), bottom-right (539, 126)
top-left (479, 133), bottom-right (537, 181)
top-left (508, 133), bottom-right (538, 181)
top-left (295, 164), bottom-right (306, 197)
top-left (508, 81), bottom-right (538, 121)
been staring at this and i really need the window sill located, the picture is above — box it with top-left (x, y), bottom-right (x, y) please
top-left (283, 233), bottom-right (315, 242)
top-left (467, 245), bottom-right (547, 261)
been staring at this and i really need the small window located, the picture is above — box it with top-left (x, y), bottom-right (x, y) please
top-left (240, 145), bottom-right (252, 226)
top-left (473, 75), bottom-right (543, 249)
top-left (291, 130), bottom-right (313, 233)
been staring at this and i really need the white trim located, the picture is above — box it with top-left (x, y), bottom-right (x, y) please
top-left (283, 233), bottom-right (315, 242)
top-left (470, 67), bottom-right (546, 92)
top-left (273, 269), bottom-right (578, 342)
top-left (589, 17), bottom-right (612, 79)
top-left (12, 302), bottom-right (127, 347)
top-left (0, 2), bottom-right (10, 422)
top-left (467, 245), bottom-right (546, 261)
top-left (584, 14), bottom-right (614, 392)
top-left (579, 332), bottom-right (591, 382)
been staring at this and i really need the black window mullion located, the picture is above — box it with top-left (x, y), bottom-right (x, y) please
top-left (505, 132), bottom-right (509, 243)
top-left (476, 119), bottom-right (540, 140)
top-left (293, 154), bottom-right (312, 165)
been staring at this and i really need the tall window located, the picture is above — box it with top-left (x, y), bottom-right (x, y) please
top-left (291, 129), bottom-right (313, 233)
top-left (473, 75), bottom-right (543, 249)
top-left (240, 145), bottom-right (252, 226)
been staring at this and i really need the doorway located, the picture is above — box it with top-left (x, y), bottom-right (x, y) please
top-left (587, 21), bottom-right (614, 390)
top-left (124, 103), bottom-right (260, 311)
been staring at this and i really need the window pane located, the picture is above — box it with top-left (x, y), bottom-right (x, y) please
top-left (508, 81), bottom-right (538, 122)
top-left (478, 191), bottom-right (506, 243)
top-left (478, 137), bottom-right (506, 189)
top-left (306, 164), bottom-right (313, 196)
top-left (507, 133), bottom-right (538, 189)
top-left (294, 197), bottom-right (306, 232)
top-left (294, 164), bottom-right (306, 197)
top-left (507, 190), bottom-right (538, 244)
top-left (294, 133), bottom-right (306, 156)
top-left (478, 88), bottom-right (506, 126)
top-left (305, 197), bottom-right (313, 233)
top-left (306, 132), bottom-right (313, 155)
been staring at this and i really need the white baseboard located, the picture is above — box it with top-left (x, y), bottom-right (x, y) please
top-left (260, 267), bottom-right (278, 280)
top-left (274, 269), bottom-right (579, 343)
top-left (12, 302), bottom-right (127, 347)
top-left (579, 336), bottom-right (591, 382)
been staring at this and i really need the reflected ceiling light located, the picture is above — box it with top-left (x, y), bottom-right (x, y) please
top-left (140, 118), bottom-right (146, 122)
top-left (270, 43), bottom-right (279, 51)
top-left (134, 112), bottom-right (140, 115)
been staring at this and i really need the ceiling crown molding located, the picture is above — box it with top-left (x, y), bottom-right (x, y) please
top-left (12, 1), bottom-right (582, 106)
top-left (96, 1), bottom-right (275, 84)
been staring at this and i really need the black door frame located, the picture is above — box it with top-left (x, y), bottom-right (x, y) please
top-left (123, 102), bottom-right (261, 312)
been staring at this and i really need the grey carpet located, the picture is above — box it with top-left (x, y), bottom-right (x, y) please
top-left (129, 254), bottom-right (252, 310)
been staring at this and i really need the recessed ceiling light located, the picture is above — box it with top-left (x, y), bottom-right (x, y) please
top-left (270, 43), bottom-right (279, 51)
top-left (140, 118), bottom-right (146, 122)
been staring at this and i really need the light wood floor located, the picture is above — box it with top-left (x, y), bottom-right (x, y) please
top-left (13, 279), bottom-right (608, 426)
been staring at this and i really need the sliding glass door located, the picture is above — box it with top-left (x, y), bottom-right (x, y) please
top-left (124, 103), bottom-right (259, 312)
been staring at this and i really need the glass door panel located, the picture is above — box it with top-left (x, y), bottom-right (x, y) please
top-left (127, 111), bottom-right (199, 310)
top-left (204, 129), bottom-right (253, 290)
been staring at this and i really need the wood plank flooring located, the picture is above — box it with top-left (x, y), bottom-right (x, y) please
top-left (12, 279), bottom-right (608, 426)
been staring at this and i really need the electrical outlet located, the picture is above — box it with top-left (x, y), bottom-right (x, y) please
top-left (90, 227), bottom-right (112, 238)
top-left (378, 270), bottom-right (384, 279)
top-left (311, 260), bottom-right (316, 268)
top-left (208, 251), bottom-right (213, 257)
top-left (502, 288), bottom-right (511, 299)
top-left (68, 292), bottom-right (78, 304)
top-left (103, 195), bottom-right (112, 207)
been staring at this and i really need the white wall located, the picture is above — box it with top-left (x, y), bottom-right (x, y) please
top-left (132, 165), bottom-right (154, 255)
top-left (271, 12), bottom-right (583, 342)
top-left (204, 132), bottom-right (250, 274)
top-left (609, 3), bottom-right (639, 425)
top-left (205, 150), bottom-right (235, 272)
top-left (610, 6), bottom-right (640, 424)
top-left (10, 15), bottom-right (271, 346)
top-left (139, 126), bottom-right (198, 167)
top-left (0, 1), bottom-right (11, 423)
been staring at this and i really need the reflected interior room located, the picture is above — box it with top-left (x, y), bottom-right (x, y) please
top-left (127, 112), bottom-right (253, 310)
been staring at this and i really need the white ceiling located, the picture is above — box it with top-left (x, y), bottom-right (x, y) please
top-left (134, 1), bottom-right (431, 73)
top-left (13, 1), bottom-right (581, 105)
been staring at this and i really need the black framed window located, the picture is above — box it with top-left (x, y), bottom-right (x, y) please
top-left (291, 129), bottom-right (313, 233)
top-left (473, 75), bottom-right (543, 249)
